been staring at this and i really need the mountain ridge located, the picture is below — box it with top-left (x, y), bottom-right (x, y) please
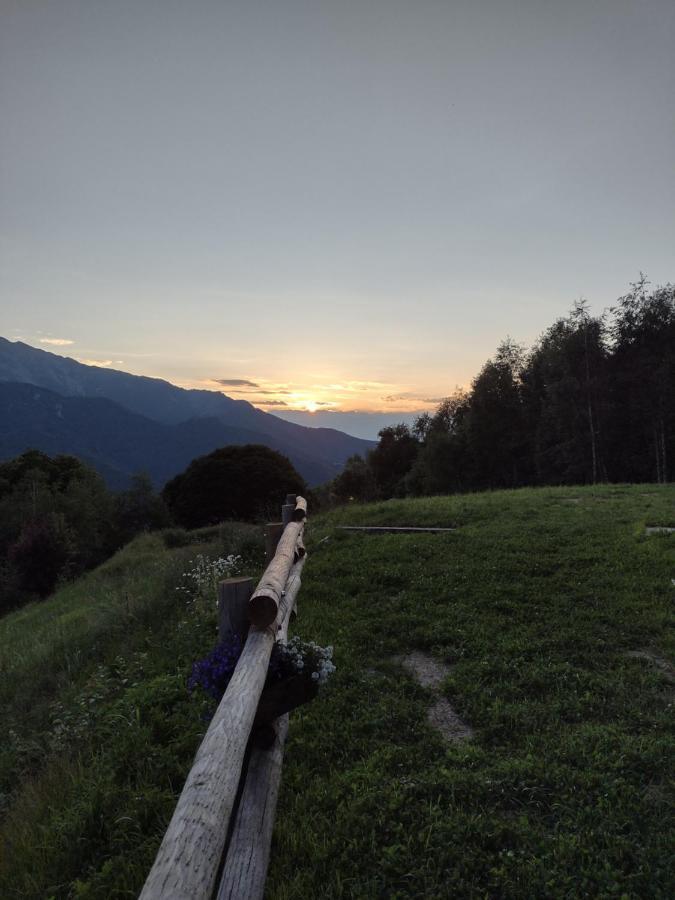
top-left (0, 338), bottom-right (374, 486)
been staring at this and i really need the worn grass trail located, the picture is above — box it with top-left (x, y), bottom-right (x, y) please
top-left (268, 485), bottom-right (675, 899)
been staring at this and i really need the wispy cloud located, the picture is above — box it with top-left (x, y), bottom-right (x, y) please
top-left (256, 399), bottom-right (288, 407)
top-left (40, 337), bottom-right (74, 346)
top-left (232, 388), bottom-right (292, 396)
top-left (383, 393), bottom-right (444, 404)
top-left (213, 378), bottom-right (259, 388)
top-left (76, 358), bottom-right (117, 368)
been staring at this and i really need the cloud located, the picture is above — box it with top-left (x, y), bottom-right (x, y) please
top-left (213, 378), bottom-right (259, 388)
top-left (256, 399), bottom-right (288, 407)
top-left (40, 338), bottom-right (74, 346)
top-left (231, 388), bottom-right (292, 396)
top-left (76, 358), bottom-right (114, 367)
top-left (383, 393), bottom-right (444, 404)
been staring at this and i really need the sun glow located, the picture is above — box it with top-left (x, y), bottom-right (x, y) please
top-left (304, 400), bottom-right (319, 413)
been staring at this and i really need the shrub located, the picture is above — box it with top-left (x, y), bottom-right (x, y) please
top-left (9, 514), bottom-right (77, 598)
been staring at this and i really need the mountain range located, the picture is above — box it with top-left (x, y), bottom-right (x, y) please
top-left (0, 338), bottom-right (374, 488)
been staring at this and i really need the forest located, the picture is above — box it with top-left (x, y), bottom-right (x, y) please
top-left (334, 278), bottom-right (675, 501)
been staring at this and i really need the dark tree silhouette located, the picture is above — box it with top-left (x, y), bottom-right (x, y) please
top-left (609, 277), bottom-right (675, 483)
top-left (162, 444), bottom-right (306, 527)
top-left (367, 425), bottom-right (419, 498)
top-left (333, 278), bottom-right (674, 500)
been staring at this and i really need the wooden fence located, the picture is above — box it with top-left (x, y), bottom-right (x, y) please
top-left (140, 494), bottom-right (311, 900)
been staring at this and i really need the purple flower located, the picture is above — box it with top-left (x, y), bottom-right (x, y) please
top-left (188, 633), bottom-right (243, 702)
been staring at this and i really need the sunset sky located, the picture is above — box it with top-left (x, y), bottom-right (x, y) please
top-left (2, 0), bottom-right (674, 438)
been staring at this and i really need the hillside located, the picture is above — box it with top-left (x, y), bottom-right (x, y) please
top-left (0, 382), bottom-right (342, 488)
top-left (1, 485), bottom-right (674, 898)
top-left (0, 338), bottom-right (375, 486)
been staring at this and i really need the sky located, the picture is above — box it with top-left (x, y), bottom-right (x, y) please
top-left (1, 0), bottom-right (674, 439)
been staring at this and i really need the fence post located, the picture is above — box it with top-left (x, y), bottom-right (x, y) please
top-left (281, 495), bottom-right (296, 528)
top-left (218, 577), bottom-right (254, 643)
top-left (264, 523), bottom-right (284, 561)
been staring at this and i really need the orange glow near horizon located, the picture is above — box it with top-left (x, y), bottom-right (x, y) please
top-left (177, 377), bottom-right (453, 416)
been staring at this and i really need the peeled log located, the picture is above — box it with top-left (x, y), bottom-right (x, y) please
top-left (292, 496), bottom-right (307, 521)
top-left (217, 561), bottom-right (305, 900)
top-left (293, 534), bottom-right (306, 562)
top-left (139, 631), bottom-right (276, 900)
top-left (249, 521), bottom-right (303, 627)
top-left (217, 715), bottom-right (289, 900)
top-left (140, 562), bottom-right (304, 900)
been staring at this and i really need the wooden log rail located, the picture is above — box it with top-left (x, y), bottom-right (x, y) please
top-left (140, 495), bottom-right (311, 900)
top-left (249, 519), bottom-right (304, 627)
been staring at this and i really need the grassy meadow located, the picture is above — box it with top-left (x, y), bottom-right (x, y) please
top-left (0, 485), bottom-right (674, 898)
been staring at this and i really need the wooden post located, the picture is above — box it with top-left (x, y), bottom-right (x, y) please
top-left (218, 578), bottom-right (254, 643)
top-left (139, 563), bottom-right (304, 900)
top-left (282, 494), bottom-right (297, 528)
top-left (249, 521), bottom-right (303, 627)
top-left (264, 523), bottom-right (284, 561)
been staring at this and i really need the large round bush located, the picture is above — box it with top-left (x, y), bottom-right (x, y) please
top-left (162, 444), bottom-right (306, 527)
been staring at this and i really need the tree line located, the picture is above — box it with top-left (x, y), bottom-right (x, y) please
top-left (333, 277), bottom-right (675, 501)
top-left (0, 451), bottom-right (171, 614)
top-left (0, 444), bottom-right (306, 616)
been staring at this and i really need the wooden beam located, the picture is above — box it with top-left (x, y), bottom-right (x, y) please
top-left (216, 715), bottom-right (289, 900)
top-left (293, 534), bottom-right (306, 562)
top-left (292, 496), bottom-right (307, 521)
top-left (336, 525), bottom-right (456, 534)
top-left (216, 562), bottom-right (305, 900)
top-left (249, 521), bottom-right (304, 627)
top-left (140, 561), bottom-right (304, 900)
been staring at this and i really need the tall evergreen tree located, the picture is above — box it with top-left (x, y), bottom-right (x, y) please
top-left (609, 277), bottom-right (675, 483)
top-left (462, 340), bottom-right (529, 488)
top-left (522, 306), bottom-right (608, 484)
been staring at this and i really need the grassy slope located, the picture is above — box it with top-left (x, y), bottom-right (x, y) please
top-left (268, 485), bottom-right (675, 899)
top-left (0, 485), bottom-right (673, 898)
top-left (0, 523), bottom-right (263, 899)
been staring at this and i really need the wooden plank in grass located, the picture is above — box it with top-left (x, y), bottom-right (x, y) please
top-left (336, 525), bottom-right (456, 534)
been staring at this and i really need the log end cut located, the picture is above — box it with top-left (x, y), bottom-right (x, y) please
top-left (248, 593), bottom-right (279, 628)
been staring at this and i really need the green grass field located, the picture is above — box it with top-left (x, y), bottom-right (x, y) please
top-left (1, 485), bottom-right (674, 898)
